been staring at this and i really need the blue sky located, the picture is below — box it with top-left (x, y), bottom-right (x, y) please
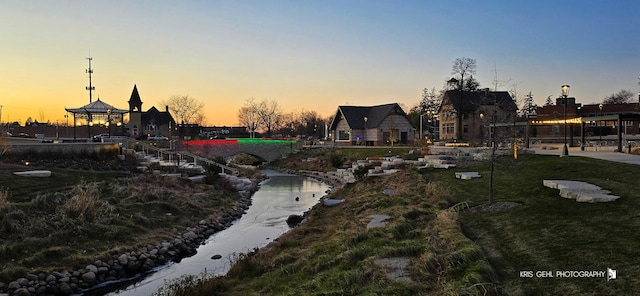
top-left (1, 0), bottom-right (639, 125)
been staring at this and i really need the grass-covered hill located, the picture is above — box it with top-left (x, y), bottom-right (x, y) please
top-left (165, 150), bottom-right (639, 296)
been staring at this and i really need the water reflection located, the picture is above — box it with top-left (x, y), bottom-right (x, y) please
top-left (100, 170), bottom-right (329, 296)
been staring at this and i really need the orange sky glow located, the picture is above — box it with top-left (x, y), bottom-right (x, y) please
top-left (2, 2), bottom-right (639, 126)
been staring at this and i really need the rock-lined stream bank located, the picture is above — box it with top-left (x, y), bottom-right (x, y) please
top-left (0, 174), bottom-right (259, 296)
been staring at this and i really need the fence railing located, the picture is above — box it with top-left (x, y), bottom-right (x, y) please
top-left (135, 142), bottom-right (238, 175)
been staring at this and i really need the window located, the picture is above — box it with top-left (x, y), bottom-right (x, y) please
top-left (338, 130), bottom-right (350, 140)
top-left (442, 123), bottom-right (455, 135)
top-left (463, 124), bottom-right (469, 133)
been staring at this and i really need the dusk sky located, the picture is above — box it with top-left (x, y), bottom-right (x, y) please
top-left (2, 1), bottom-right (639, 126)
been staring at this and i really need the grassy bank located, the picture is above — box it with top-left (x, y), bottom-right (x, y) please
top-left (0, 164), bottom-right (241, 282)
top-left (162, 148), bottom-right (498, 295)
top-left (430, 154), bottom-right (640, 295)
top-left (163, 150), bottom-right (639, 295)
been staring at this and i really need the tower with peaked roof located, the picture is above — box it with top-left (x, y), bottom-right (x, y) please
top-left (126, 85), bottom-right (175, 138)
top-left (128, 85), bottom-right (143, 136)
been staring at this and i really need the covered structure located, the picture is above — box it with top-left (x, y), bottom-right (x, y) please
top-left (531, 99), bottom-right (640, 152)
top-left (329, 103), bottom-right (415, 146)
top-left (65, 98), bottom-right (127, 139)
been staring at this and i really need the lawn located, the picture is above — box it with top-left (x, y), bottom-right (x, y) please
top-left (428, 153), bottom-right (640, 295)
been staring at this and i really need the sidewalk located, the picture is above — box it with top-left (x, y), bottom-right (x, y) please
top-left (531, 145), bottom-right (640, 165)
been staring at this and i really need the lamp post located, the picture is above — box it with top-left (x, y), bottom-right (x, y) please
top-left (560, 85), bottom-right (570, 157)
top-left (107, 109), bottom-right (112, 138)
top-left (479, 112), bottom-right (485, 146)
top-left (363, 116), bottom-right (368, 146)
top-left (598, 104), bottom-right (603, 149)
top-left (64, 113), bottom-right (69, 138)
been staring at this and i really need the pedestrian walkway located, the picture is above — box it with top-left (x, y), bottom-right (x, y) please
top-left (532, 144), bottom-right (640, 165)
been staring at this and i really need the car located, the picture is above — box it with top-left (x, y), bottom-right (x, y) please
top-left (92, 133), bottom-right (110, 142)
top-left (148, 135), bottom-right (169, 141)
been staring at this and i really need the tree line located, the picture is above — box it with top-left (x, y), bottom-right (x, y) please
top-left (237, 98), bottom-right (328, 139)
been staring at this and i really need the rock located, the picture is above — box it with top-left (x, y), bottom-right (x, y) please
top-left (323, 198), bottom-right (345, 207)
top-left (45, 284), bottom-right (58, 295)
top-left (117, 254), bottom-right (128, 265)
top-left (6, 281), bottom-right (19, 290)
top-left (86, 264), bottom-right (98, 273)
top-left (58, 282), bottom-right (74, 295)
top-left (127, 260), bottom-right (141, 273)
top-left (25, 274), bottom-right (38, 281)
top-left (211, 254), bottom-right (222, 260)
top-left (141, 258), bottom-right (155, 272)
top-left (382, 189), bottom-right (396, 196)
top-left (286, 214), bottom-right (304, 226)
top-left (81, 271), bottom-right (96, 285)
top-left (15, 278), bottom-right (28, 287)
top-left (11, 288), bottom-right (30, 296)
top-left (97, 267), bottom-right (109, 274)
top-left (182, 231), bottom-right (198, 240)
top-left (44, 274), bottom-right (56, 283)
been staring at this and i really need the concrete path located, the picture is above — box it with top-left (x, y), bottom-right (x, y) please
top-left (531, 145), bottom-right (640, 165)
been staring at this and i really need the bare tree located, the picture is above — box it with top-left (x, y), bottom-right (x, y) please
top-left (451, 57), bottom-right (478, 91)
top-left (161, 95), bottom-right (205, 124)
top-left (192, 112), bottom-right (207, 126)
top-left (255, 99), bottom-right (282, 138)
top-left (237, 98), bottom-right (262, 138)
top-left (603, 89), bottom-right (634, 104)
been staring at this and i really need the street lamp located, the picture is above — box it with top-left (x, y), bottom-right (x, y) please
top-left (363, 116), bottom-right (368, 146)
top-left (561, 84), bottom-right (570, 157)
top-left (598, 103), bottom-right (603, 149)
top-left (107, 108), bottom-right (112, 138)
top-left (479, 112), bottom-right (485, 146)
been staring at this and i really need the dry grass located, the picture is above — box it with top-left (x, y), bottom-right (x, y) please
top-left (0, 169), bottom-right (241, 282)
top-left (424, 181), bottom-right (452, 205)
top-left (59, 181), bottom-right (111, 222)
top-left (0, 189), bottom-right (7, 216)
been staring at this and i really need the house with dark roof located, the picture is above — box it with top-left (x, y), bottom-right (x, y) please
top-left (127, 85), bottom-right (176, 138)
top-left (329, 103), bottom-right (415, 146)
top-left (439, 89), bottom-right (517, 144)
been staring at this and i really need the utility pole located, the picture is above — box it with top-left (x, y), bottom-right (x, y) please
top-left (86, 57), bottom-right (95, 103)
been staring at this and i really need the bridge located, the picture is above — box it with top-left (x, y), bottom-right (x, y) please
top-left (180, 138), bottom-right (302, 162)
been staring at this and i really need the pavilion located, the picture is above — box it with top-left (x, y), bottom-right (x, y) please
top-left (65, 98), bottom-right (128, 139)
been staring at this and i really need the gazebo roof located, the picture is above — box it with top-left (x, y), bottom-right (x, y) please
top-left (65, 98), bottom-right (128, 114)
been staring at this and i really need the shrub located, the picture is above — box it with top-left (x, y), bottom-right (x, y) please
top-left (328, 152), bottom-right (344, 168)
top-left (353, 166), bottom-right (369, 181)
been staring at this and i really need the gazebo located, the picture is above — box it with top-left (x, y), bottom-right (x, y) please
top-left (65, 98), bottom-right (128, 139)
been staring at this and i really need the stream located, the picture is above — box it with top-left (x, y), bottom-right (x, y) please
top-left (89, 169), bottom-right (330, 296)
